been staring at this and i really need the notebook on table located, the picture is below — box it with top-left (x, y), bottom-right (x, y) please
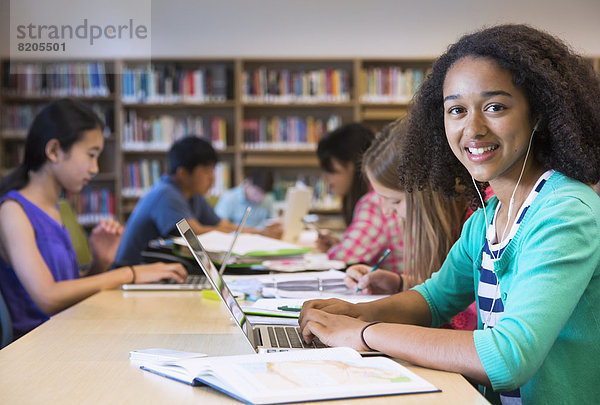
top-left (176, 218), bottom-right (333, 353)
top-left (122, 207), bottom-right (251, 291)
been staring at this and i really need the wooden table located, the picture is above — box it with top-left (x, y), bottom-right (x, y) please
top-left (0, 290), bottom-right (489, 404)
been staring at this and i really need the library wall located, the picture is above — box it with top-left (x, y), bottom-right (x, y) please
top-left (1, 0), bottom-right (600, 57)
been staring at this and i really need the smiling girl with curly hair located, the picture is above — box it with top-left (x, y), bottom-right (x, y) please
top-left (299, 24), bottom-right (600, 404)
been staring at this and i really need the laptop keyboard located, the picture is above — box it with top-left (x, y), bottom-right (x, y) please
top-left (185, 274), bottom-right (204, 285)
top-left (267, 326), bottom-right (326, 349)
top-left (163, 274), bottom-right (205, 285)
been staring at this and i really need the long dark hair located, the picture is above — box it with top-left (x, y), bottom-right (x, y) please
top-left (0, 98), bottom-right (104, 196)
top-left (317, 123), bottom-right (374, 225)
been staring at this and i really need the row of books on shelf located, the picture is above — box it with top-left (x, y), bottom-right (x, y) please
top-left (122, 160), bottom-right (231, 198)
top-left (272, 174), bottom-right (336, 209)
top-left (241, 67), bottom-right (351, 103)
top-left (208, 162), bottom-right (231, 197)
top-left (1, 104), bottom-right (43, 137)
top-left (122, 111), bottom-right (227, 151)
top-left (67, 188), bottom-right (115, 225)
top-left (2, 103), bottom-right (113, 137)
top-left (1, 60), bottom-right (439, 105)
top-left (2, 62), bottom-right (110, 97)
top-left (122, 159), bottom-right (165, 197)
top-left (360, 67), bottom-right (427, 103)
top-left (121, 64), bottom-right (228, 103)
top-left (242, 115), bottom-right (341, 150)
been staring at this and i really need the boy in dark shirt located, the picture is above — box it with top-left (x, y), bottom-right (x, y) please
top-left (116, 137), bottom-right (237, 265)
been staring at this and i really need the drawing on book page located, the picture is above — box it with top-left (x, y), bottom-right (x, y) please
top-left (241, 359), bottom-right (411, 390)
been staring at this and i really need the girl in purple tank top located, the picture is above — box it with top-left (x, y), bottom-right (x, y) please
top-left (0, 99), bottom-right (187, 341)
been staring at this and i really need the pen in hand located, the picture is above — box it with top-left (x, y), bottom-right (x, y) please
top-left (356, 248), bottom-right (392, 293)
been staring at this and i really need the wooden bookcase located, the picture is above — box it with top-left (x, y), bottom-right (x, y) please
top-left (2, 56), bottom-right (598, 224)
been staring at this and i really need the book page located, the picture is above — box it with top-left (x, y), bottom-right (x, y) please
top-left (203, 348), bottom-right (439, 404)
top-left (140, 357), bottom-right (212, 385)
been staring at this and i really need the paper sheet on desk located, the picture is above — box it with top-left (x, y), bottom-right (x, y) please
top-left (173, 230), bottom-right (308, 256)
top-left (224, 269), bottom-right (346, 283)
top-left (251, 296), bottom-right (388, 311)
top-left (261, 287), bottom-right (355, 298)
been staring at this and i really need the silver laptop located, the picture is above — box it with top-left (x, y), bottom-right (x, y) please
top-left (281, 187), bottom-right (313, 243)
top-left (176, 218), bottom-right (328, 353)
top-left (122, 207), bottom-right (251, 291)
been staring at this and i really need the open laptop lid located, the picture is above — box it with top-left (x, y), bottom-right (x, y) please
top-left (217, 205), bottom-right (251, 275)
top-left (281, 187), bottom-right (312, 243)
top-left (176, 218), bottom-right (256, 351)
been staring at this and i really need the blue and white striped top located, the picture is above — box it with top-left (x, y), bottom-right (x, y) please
top-left (478, 169), bottom-right (554, 404)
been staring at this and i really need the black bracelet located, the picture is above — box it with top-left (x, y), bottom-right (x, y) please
top-left (360, 321), bottom-right (382, 351)
top-left (129, 266), bottom-right (136, 284)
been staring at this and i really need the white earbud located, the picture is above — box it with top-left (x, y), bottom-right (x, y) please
top-left (501, 120), bottom-right (539, 242)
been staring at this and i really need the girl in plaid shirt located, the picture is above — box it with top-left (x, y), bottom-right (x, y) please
top-left (316, 123), bottom-right (404, 275)
top-left (345, 121), bottom-right (477, 330)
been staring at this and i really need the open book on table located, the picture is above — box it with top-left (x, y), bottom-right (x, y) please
top-left (138, 347), bottom-right (440, 404)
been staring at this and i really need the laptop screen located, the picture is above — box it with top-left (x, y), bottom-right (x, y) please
top-left (176, 219), bottom-right (252, 339)
top-left (281, 187), bottom-right (312, 243)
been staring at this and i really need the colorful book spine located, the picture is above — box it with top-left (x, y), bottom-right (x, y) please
top-left (272, 174), bottom-right (339, 209)
top-left (241, 67), bottom-right (350, 103)
top-left (122, 113), bottom-right (227, 151)
top-left (3, 62), bottom-right (109, 97)
top-left (121, 64), bottom-right (229, 103)
top-left (122, 159), bottom-right (229, 197)
top-left (66, 188), bottom-right (115, 225)
top-left (1, 104), bottom-right (42, 136)
top-left (121, 159), bottom-right (165, 197)
top-left (243, 115), bottom-right (340, 150)
top-left (1, 103), bottom-right (112, 137)
top-left (360, 66), bottom-right (428, 103)
top-left (208, 162), bottom-right (231, 197)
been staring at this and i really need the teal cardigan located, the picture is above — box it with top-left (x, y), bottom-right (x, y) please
top-left (413, 172), bottom-right (600, 404)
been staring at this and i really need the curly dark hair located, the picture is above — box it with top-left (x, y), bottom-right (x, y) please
top-left (399, 24), bottom-right (600, 208)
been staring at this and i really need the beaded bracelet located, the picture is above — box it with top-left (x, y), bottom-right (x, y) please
top-left (129, 266), bottom-right (136, 284)
top-left (360, 321), bottom-right (382, 351)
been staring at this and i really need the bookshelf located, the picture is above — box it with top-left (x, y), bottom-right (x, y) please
top-left (116, 59), bottom-right (236, 216)
top-left (2, 56), bottom-right (598, 225)
top-left (239, 59), bottom-right (355, 213)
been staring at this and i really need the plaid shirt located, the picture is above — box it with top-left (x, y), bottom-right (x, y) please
top-left (328, 191), bottom-right (403, 274)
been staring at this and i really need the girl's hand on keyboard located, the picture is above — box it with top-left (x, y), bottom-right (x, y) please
top-left (132, 262), bottom-right (188, 284)
top-left (298, 308), bottom-right (370, 351)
